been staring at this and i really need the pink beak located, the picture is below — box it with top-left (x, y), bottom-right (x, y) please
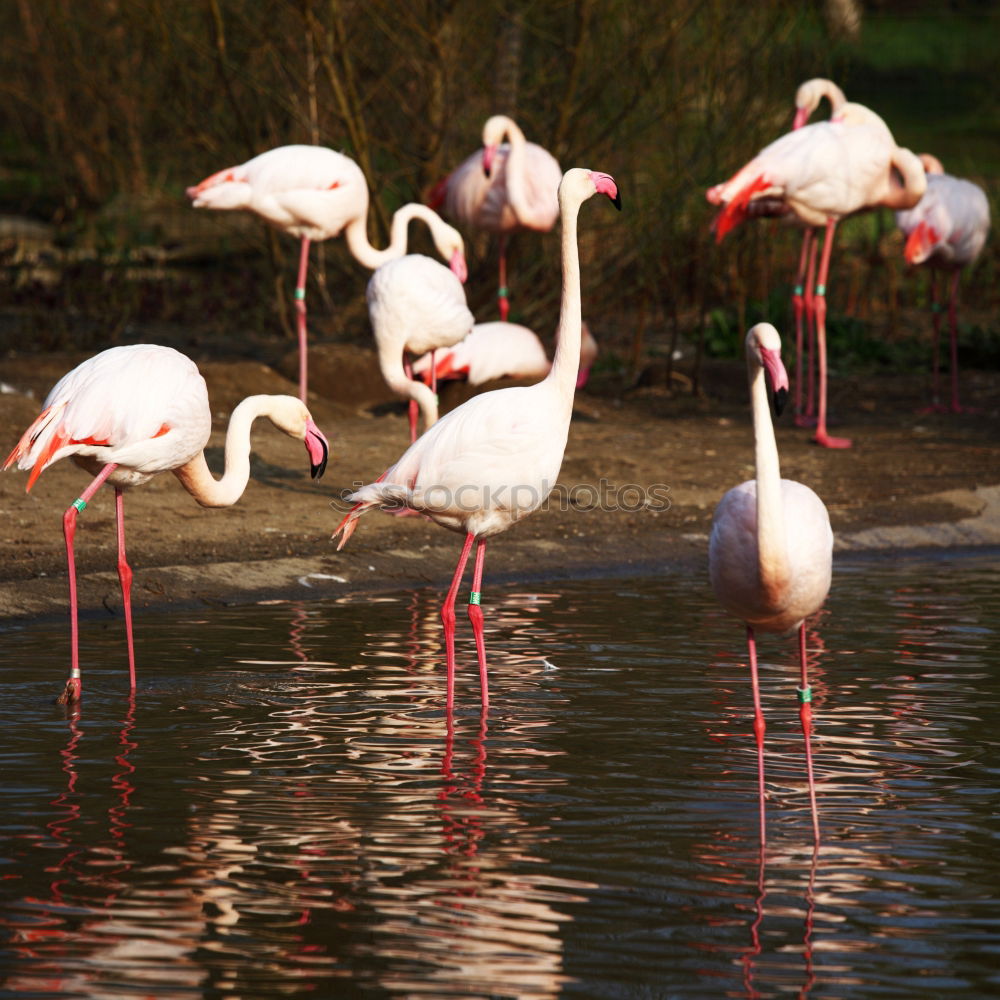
top-left (450, 249), bottom-right (468, 284)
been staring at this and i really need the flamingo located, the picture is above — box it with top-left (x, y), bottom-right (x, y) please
top-left (895, 154), bottom-right (991, 413)
top-left (707, 101), bottom-right (927, 448)
top-left (3, 344), bottom-right (330, 705)
top-left (334, 167), bottom-right (621, 714)
top-left (366, 254), bottom-right (475, 442)
top-left (709, 322), bottom-right (832, 845)
top-left (792, 77), bottom-right (847, 130)
top-left (429, 115), bottom-right (562, 321)
top-left (187, 144), bottom-right (468, 402)
top-left (411, 320), bottom-right (599, 389)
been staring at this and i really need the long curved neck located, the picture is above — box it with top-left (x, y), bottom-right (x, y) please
top-left (546, 194), bottom-right (582, 415)
top-left (173, 395), bottom-right (274, 508)
top-left (749, 357), bottom-right (789, 596)
top-left (342, 202), bottom-right (440, 270)
top-left (498, 120), bottom-right (532, 222)
top-left (377, 343), bottom-right (439, 427)
top-left (881, 148), bottom-right (928, 210)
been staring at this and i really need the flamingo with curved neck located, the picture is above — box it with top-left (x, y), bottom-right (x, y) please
top-left (709, 323), bottom-right (832, 845)
top-left (4, 344), bottom-right (330, 704)
top-left (335, 167), bottom-right (621, 714)
top-left (188, 144), bottom-right (467, 401)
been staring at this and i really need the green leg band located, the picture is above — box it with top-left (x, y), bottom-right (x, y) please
top-left (468, 591), bottom-right (481, 606)
top-left (797, 686), bottom-right (812, 704)
top-left (72, 498), bottom-right (87, 512)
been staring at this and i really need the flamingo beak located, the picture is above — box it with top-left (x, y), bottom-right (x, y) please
top-left (590, 171), bottom-right (622, 210)
top-left (760, 347), bottom-right (789, 417)
top-left (305, 420), bottom-right (330, 479)
top-left (450, 249), bottom-right (468, 284)
top-left (482, 144), bottom-right (497, 178)
top-left (792, 107), bottom-right (809, 130)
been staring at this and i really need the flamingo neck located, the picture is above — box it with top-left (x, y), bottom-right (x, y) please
top-left (497, 120), bottom-right (531, 223)
top-left (546, 191), bottom-right (583, 413)
top-left (881, 147), bottom-right (928, 211)
top-left (172, 395), bottom-right (275, 508)
top-left (376, 343), bottom-right (439, 429)
top-left (749, 356), bottom-right (789, 597)
top-left (342, 202), bottom-right (436, 270)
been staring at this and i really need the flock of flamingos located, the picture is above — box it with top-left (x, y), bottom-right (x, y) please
top-left (3, 78), bottom-right (991, 844)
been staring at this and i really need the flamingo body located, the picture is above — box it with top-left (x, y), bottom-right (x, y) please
top-left (367, 253), bottom-right (475, 439)
top-left (4, 344), bottom-right (330, 702)
top-left (896, 171), bottom-right (990, 269)
top-left (336, 167), bottom-right (621, 712)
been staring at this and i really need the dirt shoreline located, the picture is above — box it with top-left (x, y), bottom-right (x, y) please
top-left (2, 343), bottom-right (999, 626)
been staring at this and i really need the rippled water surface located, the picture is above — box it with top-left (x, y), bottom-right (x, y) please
top-left (1, 554), bottom-right (999, 998)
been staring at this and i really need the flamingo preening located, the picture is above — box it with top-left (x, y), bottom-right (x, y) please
top-left (335, 168), bottom-right (621, 715)
top-left (895, 154), bottom-right (991, 413)
top-left (429, 115), bottom-right (562, 322)
top-left (709, 323), bottom-right (832, 846)
top-left (3, 344), bottom-right (330, 704)
top-left (188, 144), bottom-right (467, 402)
top-left (708, 102), bottom-right (927, 448)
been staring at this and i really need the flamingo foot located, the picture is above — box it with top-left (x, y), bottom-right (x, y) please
top-left (813, 431), bottom-right (852, 449)
top-left (917, 402), bottom-right (948, 415)
top-left (57, 677), bottom-right (82, 706)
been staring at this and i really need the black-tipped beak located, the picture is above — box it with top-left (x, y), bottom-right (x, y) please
top-left (610, 191), bottom-right (622, 211)
top-left (305, 422), bottom-right (330, 480)
top-left (311, 442), bottom-right (329, 480)
top-left (773, 386), bottom-right (788, 418)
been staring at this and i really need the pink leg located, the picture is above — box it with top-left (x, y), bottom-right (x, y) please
top-left (746, 625), bottom-right (767, 848)
top-left (791, 230), bottom-right (813, 422)
top-left (295, 236), bottom-right (311, 403)
top-left (441, 533), bottom-right (475, 715)
top-left (800, 234), bottom-right (820, 425)
top-left (498, 235), bottom-right (509, 322)
top-left (404, 357), bottom-right (418, 443)
top-left (114, 487), bottom-right (137, 692)
top-left (812, 220), bottom-right (852, 449)
top-left (924, 271), bottom-right (944, 411)
top-left (797, 624), bottom-right (821, 844)
top-left (466, 538), bottom-right (490, 710)
top-left (947, 271), bottom-right (964, 413)
top-left (59, 464), bottom-right (118, 704)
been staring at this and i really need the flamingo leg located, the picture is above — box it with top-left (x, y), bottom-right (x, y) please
top-left (802, 233), bottom-right (820, 425)
top-left (441, 532), bottom-right (476, 715)
top-left (947, 270), bottom-right (963, 413)
top-left (114, 487), bottom-right (137, 692)
top-left (498, 234), bottom-right (510, 321)
top-left (466, 538), bottom-right (490, 710)
top-left (746, 624), bottom-right (767, 848)
top-left (59, 463), bottom-right (118, 705)
top-left (404, 357), bottom-right (419, 443)
top-left (927, 271), bottom-right (944, 411)
top-left (797, 624), bottom-right (821, 844)
top-left (295, 236), bottom-right (311, 403)
top-left (812, 219), bottom-right (852, 448)
top-left (791, 229), bottom-right (813, 423)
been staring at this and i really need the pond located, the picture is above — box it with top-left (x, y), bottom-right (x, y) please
top-left (1, 552), bottom-right (998, 998)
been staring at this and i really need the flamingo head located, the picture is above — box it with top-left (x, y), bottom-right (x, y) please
top-left (747, 323), bottom-right (789, 416)
top-left (904, 221), bottom-right (939, 266)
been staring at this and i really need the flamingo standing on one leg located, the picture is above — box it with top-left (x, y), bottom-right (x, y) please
top-left (895, 154), bottom-right (991, 413)
top-left (411, 320), bottom-right (598, 389)
top-left (429, 115), bottom-right (562, 321)
top-left (334, 168), bottom-right (621, 714)
top-left (366, 254), bottom-right (475, 442)
top-left (709, 322), bottom-right (833, 846)
top-left (3, 344), bottom-right (330, 704)
top-left (707, 102), bottom-right (927, 448)
top-left (187, 145), bottom-right (467, 402)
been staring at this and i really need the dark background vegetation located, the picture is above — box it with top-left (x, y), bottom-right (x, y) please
top-left (1, 0), bottom-right (998, 390)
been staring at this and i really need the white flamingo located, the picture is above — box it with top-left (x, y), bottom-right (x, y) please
top-left (335, 168), bottom-right (621, 714)
top-left (709, 322), bottom-right (832, 845)
top-left (4, 344), bottom-right (330, 704)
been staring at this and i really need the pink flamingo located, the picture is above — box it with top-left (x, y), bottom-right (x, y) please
top-left (709, 322), bottom-right (832, 845)
top-left (708, 102), bottom-right (927, 448)
top-left (895, 154), bottom-right (991, 413)
top-left (411, 320), bottom-right (598, 389)
top-left (3, 344), bottom-right (330, 704)
top-left (188, 145), bottom-right (467, 402)
top-left (429, 115), bottom-right (562, 321)
top-left (334, 168), bottom-right (621, 714)
top-left (366, 253), bottom-right (475, 442)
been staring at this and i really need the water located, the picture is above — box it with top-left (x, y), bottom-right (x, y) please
top-left (1, 554), bottom-right (999, 998)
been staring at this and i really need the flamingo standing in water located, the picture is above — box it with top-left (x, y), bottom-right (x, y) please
top-left (366, 254), bottom-right (475, 442)
top-left (188, 145), bottom-right (467, 402)
top-left (708, 102), bottom-right (926, 448)
top-left (411, 320), bottom-right (599, 389)
top-left (429, 115), bottom-right (562, 321)
top-left (709, 322), bottom-right (832, 845)
top-left (3, 344), bottom-right (330, 704)
top-left (335, 168), bottom-right (621, 714)
top-left (895, 154), bottom-right (991, 413)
